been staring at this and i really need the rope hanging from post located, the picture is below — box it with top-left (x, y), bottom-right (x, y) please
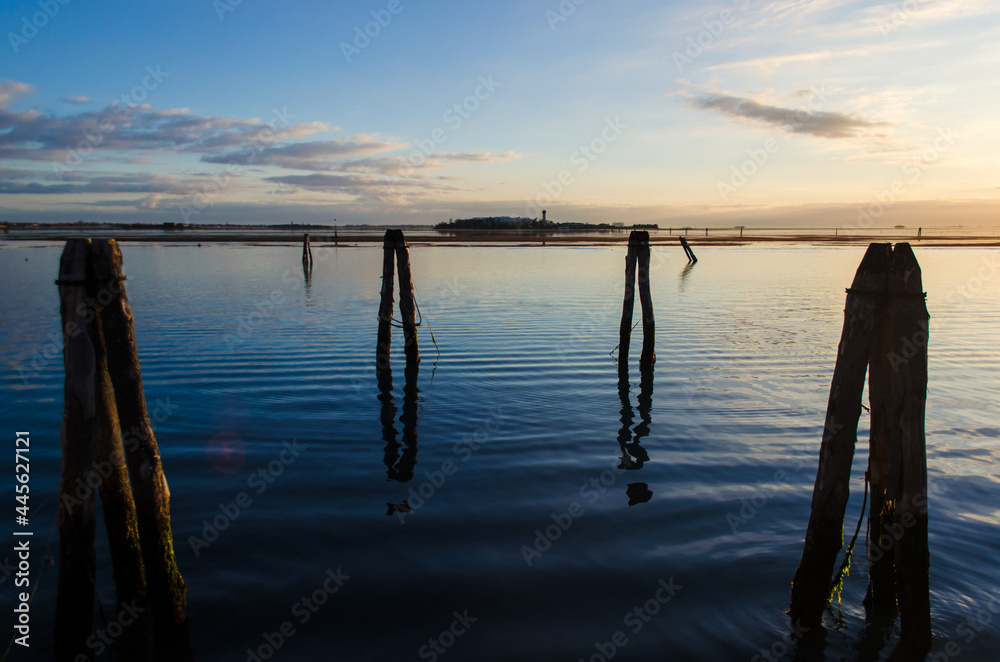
top-left (829, 469), bottom-right (870, 603)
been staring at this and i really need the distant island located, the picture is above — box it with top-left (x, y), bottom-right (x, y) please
top-left (434, 216), bottom-right (654, 231)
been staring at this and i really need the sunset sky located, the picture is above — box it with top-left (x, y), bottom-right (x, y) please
top-left (1, 0), bottom-right (998, 226)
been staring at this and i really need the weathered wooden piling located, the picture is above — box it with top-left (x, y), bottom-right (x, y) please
top-left (90, 239), bottom-right (189, 650)
top-left (636, 231), bottom-right (655, 369)
top-left (865, 247), bottom-right (897, 617)
top-left (377, 230), bottom-right (396, 370)
top-left (790, 243), bottom-right (931, 652)
top-left (618, 231), bottom-right (655, 370)
top-left (55, 238), bottom-right (99, 661)
top-left (888, 243), bottom-right (931, 651)
top-left (302, 233), bottom-right (313, 270)
top-left (393, 229), bottom-right (420, 363)
top-left (618, 233), bottom-right (639, 374)
top-left (679, 237), bottom-right (697, 263)
top-left (93, 310), bottom-right (148, 643)
top-left (789, 243), bottom-right (890, 627)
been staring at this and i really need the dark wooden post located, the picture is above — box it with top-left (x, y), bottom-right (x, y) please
top-left (618, 232), bottom-right (639, 373)
top-left (302, 233), bottom-right (313, 270)
top-left (393, 229), bottom-right (419, 363)
top-left (377, 230), bottom-right (396, 371)
top-left (93, 311), bottom-right (148, 646)
top-left (636, 231), bottom-right (655, 369)
top-left (55, 238), bottom-right (98, 662)
top-left (679, 237), bottom-right (697, 263)
top-left (889, 244), bottom-right (931, 652)
top-left (789, 243), bottom-right (891, 627)
top-left (865, 253), bottom-right (897, 617)
top-left (89, 240), bottom-right (189, 651)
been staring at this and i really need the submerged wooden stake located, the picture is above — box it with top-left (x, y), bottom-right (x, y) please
top-left (790, 242), bottom-right (931, 650)
top-left (789, 243), bottom-right (890, 628)
top-left (866, 251), bottom-right (897, 617)
top-left (93, 309), bottom-right (148, 649)
top-left (618, 233), bottom-right (639, 375)
top-left (618, 231), bottom-right (655, 370)
top-left (302, 233), bottom-right (313, 270)
top-left (377, 230), bottom-right (396, 371)
top-left (889, 244), bottom-right (931, 652)
top-left (636, 231), bottom-right (655, 369)
top-left (90, 239), bottom-right (189, 651)
top-left (393, 229), bottom-right (420, 363)
top-left (679, 237), bottom-right (697, 263)
top-left (55, 238), bottom-right (99, 662)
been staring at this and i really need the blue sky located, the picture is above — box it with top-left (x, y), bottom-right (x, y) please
top-left (1, 0), bottom-right (998, 226)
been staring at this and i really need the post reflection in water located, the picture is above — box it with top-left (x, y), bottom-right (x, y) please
top-left (379, 357), bottom-right (420, 487)
top-left (616, 364), bottom-right (654, 505)
top-left (678, 261), bottom-right (696, 291)
top-left (303, 259), bottom-right (313, 297)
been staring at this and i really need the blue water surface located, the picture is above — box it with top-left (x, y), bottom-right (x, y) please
top-left (1, 242), bottom-right (998, 661)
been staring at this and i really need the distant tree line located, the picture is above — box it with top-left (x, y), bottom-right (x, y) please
top-left (434, 217), bottom-right (549, 230)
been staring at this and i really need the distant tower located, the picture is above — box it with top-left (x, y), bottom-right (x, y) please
top-left (542, 210), bottom-right (547, 222)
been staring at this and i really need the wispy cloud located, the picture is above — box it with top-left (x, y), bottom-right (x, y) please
top-left (691, 92), bottom-right (890, 139)
top-left (0, 80), bottom-right (33, 108)
top-left (703, 48), bottom-right (872, 75)
top-left (200, 136), bottom-right (401, 170)
top-left (439, 151), bottom-right (521, 163)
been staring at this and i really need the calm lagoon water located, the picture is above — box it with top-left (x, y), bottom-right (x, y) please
top-left (1, 242), bottom-right (999, 661)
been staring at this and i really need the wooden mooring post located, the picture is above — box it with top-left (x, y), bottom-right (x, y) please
top-left (90, 239), bottom-right (190, 654)
top-left (376, 229), bottom-right (420, 365)
top-left (393, 230), bottom-right (420, 363)
top-left (618, 231), bottom-right (655, 372)
top-left (789, 243), bottom-right (930, 653)
top-left (93, 300), bottom-right (148, 656)
top-left (679, 237), bottom-right (697, 263)
top-left (55, 239), bottom-right (99, 661)
top-left (377, 230), bottom-right (396, 372)
top-left (55, 238), bottom-right (187, 659)
top-left (302, 233), bottom-right (314, 271)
